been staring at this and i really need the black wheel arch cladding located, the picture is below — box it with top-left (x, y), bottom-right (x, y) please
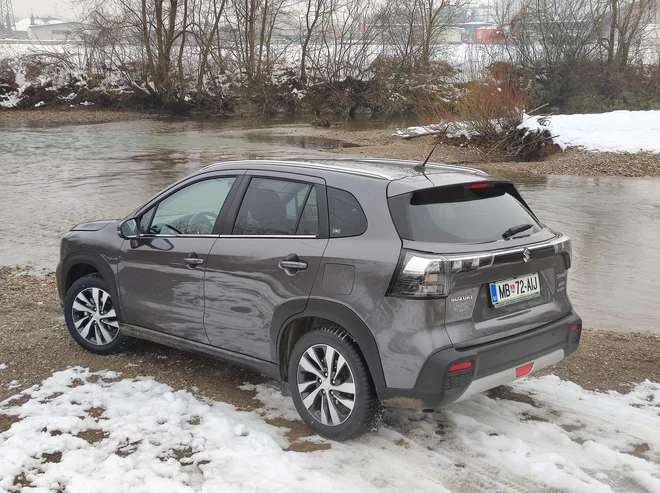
top-left (272, 298), bottom-right (387, 391)
top-left (60, 252), bottom-right (122, 320)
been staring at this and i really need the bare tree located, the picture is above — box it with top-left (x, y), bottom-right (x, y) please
top-left (605, 0), bottom-right (655, 69)
top-left (226, 0), bottom-right (290, 81)
top-left (381, 0), bottom-right (465, 69)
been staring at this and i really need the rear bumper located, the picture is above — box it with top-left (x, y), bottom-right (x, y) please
top-left (378, 311), bottom-right (582, 409)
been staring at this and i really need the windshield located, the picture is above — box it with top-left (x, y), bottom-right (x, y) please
top-left (390, 184), bottom-right (543, 244)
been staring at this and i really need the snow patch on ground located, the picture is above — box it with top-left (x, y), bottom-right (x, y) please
top-left (520, 110), bottom-right (660, 154)
top-left (398, 110), bottom-right (660, 154)
top-left (0, 364), bottom-right (7, 371)
top-left (1, 368), bottom-right (659, 493)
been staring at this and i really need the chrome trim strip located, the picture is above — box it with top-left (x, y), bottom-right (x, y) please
top-left (219, 235), bottom-right (317, 239)
top-left (139, 233), bottom-right (318, 239)
top-left (441, 236), bottom-right (562, 261)
top-left (139, 234), bottom-right (220, 239)
top-left (456, 348), bottom-right (565, 402)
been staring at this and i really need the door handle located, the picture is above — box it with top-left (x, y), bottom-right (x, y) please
top-left (279, 260), bottom-right (308, 270)
top-left (278, 254), bottom-right (308, 273)
top-left (184, 252), bottom-right (204, 267)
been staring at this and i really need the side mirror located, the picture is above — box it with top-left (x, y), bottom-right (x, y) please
top-left (118, 218), bottom-right (139, 239)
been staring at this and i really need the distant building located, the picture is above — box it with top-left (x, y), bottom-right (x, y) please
top-left (473, 27), bottom-right (505, 43)
top-left (14, 14), bottom-right (83, 41)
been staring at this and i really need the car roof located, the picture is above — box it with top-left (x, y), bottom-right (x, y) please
top-left (200, 158), bottom-right (500, 195)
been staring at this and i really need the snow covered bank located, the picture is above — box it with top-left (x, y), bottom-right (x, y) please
top-left (1, 368), bottom-right (659, 493)
top-left (396, 110), bottom-right (660, 154)
top-left (520, 110), bottom-right (660, 154)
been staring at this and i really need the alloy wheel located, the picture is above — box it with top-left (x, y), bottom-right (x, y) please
top-left (71, 287), bottom-right (119, 346)
top-left (297, 343), bottom-right (356, 426)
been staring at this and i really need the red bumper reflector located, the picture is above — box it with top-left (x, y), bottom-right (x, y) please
top-left (469, 183), bottom-right (489, 189)
top-left (515, 363), bottom-right (534, 378)
top-left (571, 324), bottom-right (580, 332)
top-left (449, 361), bottom-right (472, 372)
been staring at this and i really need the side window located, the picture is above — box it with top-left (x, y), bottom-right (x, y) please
top-left (328, 187), bottom-right (367, 238)
top-left (233, 178), bottom-right (315, 236)
top-left (296, 186), bottom-right (318, 235)
top-left (149, 177), bottom-right (235, 235)
top-left (139, 207), bottom-right (155, 234)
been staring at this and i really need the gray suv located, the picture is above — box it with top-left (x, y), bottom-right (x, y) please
top-left (56, 159), bottom-right (581, 441)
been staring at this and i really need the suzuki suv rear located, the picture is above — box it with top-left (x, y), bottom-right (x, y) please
top-left (57, 158), bottom-right (581, 441)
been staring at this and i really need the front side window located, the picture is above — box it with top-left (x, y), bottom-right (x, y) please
top-left (148, 177), bottom-right (235, 235)
top-left (233, 178), bottom-right (318, 236)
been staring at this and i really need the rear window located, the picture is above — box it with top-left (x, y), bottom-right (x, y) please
top-left (389, 184), bottom-right (542, 243)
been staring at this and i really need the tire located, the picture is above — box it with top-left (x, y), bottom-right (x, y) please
top-left (64, 274), bottom-right (133, 355)
top-left (288, 326), bottom-right (383, 441)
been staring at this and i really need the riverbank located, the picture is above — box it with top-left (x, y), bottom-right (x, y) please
top-left (260, 125), bottom-right (660, 177)
top-left (0, 108), bottom-right (154, 124)
top-left (3, 108), bottom-right (660, 177)
top-left (1, 266), bottom-right (658, 407)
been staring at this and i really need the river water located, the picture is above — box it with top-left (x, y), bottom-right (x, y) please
top-left (0, 118), bottom-right (658, 333)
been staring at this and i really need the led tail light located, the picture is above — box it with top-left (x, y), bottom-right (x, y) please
top-left (387, 250), bottom-right (494, 298)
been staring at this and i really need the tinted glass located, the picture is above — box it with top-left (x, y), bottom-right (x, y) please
top-left (149, 177), bottom-right (235, 235)
top-left (296, 186), bottom-right (318, 235)
top-left (406, 185), bottom-right (541, 243)
top-left (328, 187), bottom-right (367, 238)
top-left (233, 178), bottom-right (312, 235)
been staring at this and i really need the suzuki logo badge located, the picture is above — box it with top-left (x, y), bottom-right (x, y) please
top-left (523, 248), bottom-right (531, 263)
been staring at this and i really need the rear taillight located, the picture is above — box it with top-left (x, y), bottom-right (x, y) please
top-left (387, 250), bottom-right (494, 298)
top-left (551, 235), bottom-right (572, 269)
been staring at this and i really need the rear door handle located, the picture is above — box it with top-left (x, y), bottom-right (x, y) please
top-left (278, 254), bottom-right (308, 273)
top-left (279, 260), bottom-right (308, 270)
top-left (184, 252), bottom-right (204, 267)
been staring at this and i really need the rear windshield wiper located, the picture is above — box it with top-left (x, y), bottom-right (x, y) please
top-left (502, 223), bottom-right (534, 239)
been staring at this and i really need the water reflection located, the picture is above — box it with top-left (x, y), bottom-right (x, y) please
top-left (0, 118), bottom-right (658, 333)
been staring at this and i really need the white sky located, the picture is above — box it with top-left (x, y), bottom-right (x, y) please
top-left (12, 0), bottom-right (79, 21)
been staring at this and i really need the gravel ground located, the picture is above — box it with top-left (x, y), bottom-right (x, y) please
top-left (1, 266), bottom-right (658, 411)
top-left (0, 109), bottom-right (152, 125)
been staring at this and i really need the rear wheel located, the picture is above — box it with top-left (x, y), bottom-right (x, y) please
top-left (288, 326), bottom-right (382, 441)
top-left (64, 274), bottom-right (133, 355)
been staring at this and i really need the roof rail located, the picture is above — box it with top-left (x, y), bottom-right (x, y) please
top-left (200, 160), bottom-right (393, 180)
top-left (342, 157), bottom-right (486, 175)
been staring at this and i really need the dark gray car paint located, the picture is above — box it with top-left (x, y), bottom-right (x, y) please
top-left (57, 158), bottom-right (580, 405)
top-left (117, 236), bottom-right (217, 344)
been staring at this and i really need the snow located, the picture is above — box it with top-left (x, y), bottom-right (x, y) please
top-left (0, 364), bottom-right (7, 370)
top-left (396, 110), bottom-right (660, 154)
top-left (519, 110), bottom-right (660, 154)
top-left (1, 368), bottom-right (659, 493)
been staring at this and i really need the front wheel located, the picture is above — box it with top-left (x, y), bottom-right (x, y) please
top-left (288, 326), bottom-right (382, 441)
top-left (64, 274), bottom-right (133, 355)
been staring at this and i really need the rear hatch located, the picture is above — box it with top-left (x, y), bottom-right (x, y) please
top-left (387, 179), bottom-right (573, 347)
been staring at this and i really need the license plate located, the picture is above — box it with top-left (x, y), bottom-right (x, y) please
top-left (490, 273), bottom-right (540, 308)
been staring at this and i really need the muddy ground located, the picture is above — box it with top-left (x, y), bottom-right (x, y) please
top-left (1, 267), bottom-right (658, 431)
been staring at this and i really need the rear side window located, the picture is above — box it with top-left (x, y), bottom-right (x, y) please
top-left (390, 184), bottom-right (542, 243)
top-left (233, 177), bottom-right (318, 236)
top-left (328, 187), bottom-right (367, 238)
